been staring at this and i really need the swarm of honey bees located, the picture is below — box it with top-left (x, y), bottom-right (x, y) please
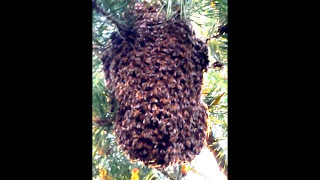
top-left (101, 2), bottom-right (209, 169)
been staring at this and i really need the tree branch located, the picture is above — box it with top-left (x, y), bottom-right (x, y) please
top-left (92, 0), bottom-right (128, 31)
top-left (93, 38), bottom-right (105, 47)
top-left (207, 132), bottom-right (228, 177)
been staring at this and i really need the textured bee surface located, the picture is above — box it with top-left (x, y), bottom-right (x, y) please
top-left (102, 2), bottom-right (209, 169)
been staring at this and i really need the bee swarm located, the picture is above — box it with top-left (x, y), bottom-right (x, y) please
top-left (102, 2), bottom-right (209, 169)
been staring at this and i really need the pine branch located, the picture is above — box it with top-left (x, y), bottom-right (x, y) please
top-left (92, 0), bottom-right (128, 31)
top-left (93, 38), bottom-right (105, 47)
top-left (92, 117), bottom-right (114, 128)
top-left (93, 44), bottom-right (106, 58)
top-left (92, 0), bottom-right (108, 16)
top-left (207, 132), bottom-right (228, 177)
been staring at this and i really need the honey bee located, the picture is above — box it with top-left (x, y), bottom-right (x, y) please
top-left (150, 114), bottom-right (158, 122)
top-left (136, 122), bottom-right (141, 129)
top-left (160, 125), bottom-right (166, 133)
top-left (133, 109), bottom-right (140, 118)
top-left (176, 84), bottom-right (183, 90)
top-left (142, 117), bottom-right (150, 124)
top-left (135, 91), bottom-right (143, 101)
top-left (151, 104), bottom-right (157, 111)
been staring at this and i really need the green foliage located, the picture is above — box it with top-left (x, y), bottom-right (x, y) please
top-left (208, 37), bottom-right (227, 63)
top-left (93, 126), bottom-right (153, 179)
top-left (144, 170), bottom-right (157, 180)
top-left (92, 80), bottom-right (109, 120)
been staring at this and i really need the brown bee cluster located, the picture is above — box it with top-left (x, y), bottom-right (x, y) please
top-left (101, 2), bottom-right (209, 169)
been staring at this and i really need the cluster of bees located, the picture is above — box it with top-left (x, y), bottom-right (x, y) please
top-left (101, 2), bottom-right (209, 169)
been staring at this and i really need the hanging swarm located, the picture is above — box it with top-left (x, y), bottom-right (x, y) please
top-left (101, 2), bottom-right (209, 169)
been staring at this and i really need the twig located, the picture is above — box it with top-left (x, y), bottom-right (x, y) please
top-left (92, 0), bottom-right (128, 31)
top-left (206, 132), bottom-right (228, 177)
top-left (93, 38), bottom-right (105, 47)
top-left (205, 34), bottom-right (222, 43)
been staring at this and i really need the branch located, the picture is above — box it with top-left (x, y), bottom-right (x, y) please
top-left (92, 0), bottom-right (108, 16)
top-left (92, 116), bottom-right (114, 128)
top-left (205, 34), bottom-right (222, 44)
top-left (92, 0), bottom-right (128, 30)
top-left (206, 24), bottom-right (228, 43)
top-left (93, 38), bottom-right (105, 47)
top-left (207, 132), bottom-right (228, 177)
